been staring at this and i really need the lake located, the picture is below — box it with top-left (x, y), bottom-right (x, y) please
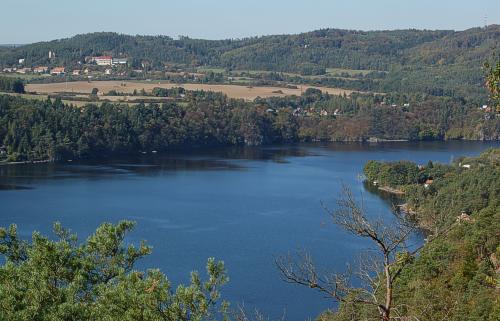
top-left (0, 141), bottom-right (498, 320)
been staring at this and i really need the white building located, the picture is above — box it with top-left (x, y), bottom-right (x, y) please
top-left (18, 58), bottom-right (25, 64)
top-left (93, 56), bottom-right (113, 66)
top-left (112, 58), bottom-right (128, 65)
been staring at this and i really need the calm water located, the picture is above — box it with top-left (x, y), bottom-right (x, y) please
top-left (1, 141), bottom-right (498, 320)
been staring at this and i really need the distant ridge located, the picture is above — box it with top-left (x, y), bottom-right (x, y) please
top-left (0, 25), bottom-right (498, 97)
top-left (0, 44), bottom-right (25, 48)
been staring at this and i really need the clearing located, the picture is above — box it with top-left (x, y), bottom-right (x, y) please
top-left (26, 81), bottom-right (354, 101)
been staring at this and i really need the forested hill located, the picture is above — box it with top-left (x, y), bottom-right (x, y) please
top-left (0, 26), bottom-right (497, 73)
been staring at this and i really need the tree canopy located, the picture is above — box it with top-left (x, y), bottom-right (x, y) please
top-left (0, 221), bottom-right (229, 321)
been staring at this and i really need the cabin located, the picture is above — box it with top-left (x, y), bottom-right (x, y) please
top-left (456, 212), bottom-right (472, 223)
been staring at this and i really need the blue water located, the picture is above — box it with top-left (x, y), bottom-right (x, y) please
top-left (0, 141), bottom-right (498, 320)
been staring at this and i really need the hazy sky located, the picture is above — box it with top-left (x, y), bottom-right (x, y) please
top-left (1, 0), bottom-right (499, 43)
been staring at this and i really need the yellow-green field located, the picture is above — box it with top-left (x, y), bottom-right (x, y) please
top-left (26, 80), bottom-right (354, 101)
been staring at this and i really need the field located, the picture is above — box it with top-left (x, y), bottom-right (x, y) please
top-left (26, 81), bottom-right (354, 100)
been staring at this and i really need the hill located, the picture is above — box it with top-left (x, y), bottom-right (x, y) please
top-left (0, 26), bottom-right (498, 98)
top-left (321, 149), bottom-right (500, 321)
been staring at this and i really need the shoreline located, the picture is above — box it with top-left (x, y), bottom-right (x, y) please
top-left (1, 140), bottom-right (499, 166)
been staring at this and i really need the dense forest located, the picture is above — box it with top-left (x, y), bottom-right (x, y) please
top-left (1, 26), bottom-right (498, 98)
top-left (1, 88), bottom-right (498, 162)
top-left (326, 149), bottom-right (499, 321)
top-left (0, 76), bottom-right (24, 93)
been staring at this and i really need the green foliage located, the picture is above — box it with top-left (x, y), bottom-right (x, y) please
top-left (363, 160), bottom-right (421, 187)
top-left (0, 27), bottom-right (498, 98)
top-left (484, 57), bottom-right (500, 112)
top-left (0, 76), bottom-right (25, 93)
top-left (331, 149), bottom-right (500, 321)
top-left (1, 89), bottom-right (498, 162)
top-left (0, 221), bottom-right (229, 321)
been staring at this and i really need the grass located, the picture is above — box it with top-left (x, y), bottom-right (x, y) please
top-left (26, 80), bottom-right (355, 101)
top-left (196, 67), bottom-right (226, 73)
top-left (326, 68), bottom-right (384, 76)
top-left (0, 73), bottom-right (44, 80)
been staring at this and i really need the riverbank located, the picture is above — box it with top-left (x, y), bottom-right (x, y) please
top-left (377, 185), bottom-right (405, 195)
top-left (0, 159), bottom-right (52, 166)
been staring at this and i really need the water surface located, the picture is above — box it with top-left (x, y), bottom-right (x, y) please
top-left (0, 141), bottom-right (498, 320)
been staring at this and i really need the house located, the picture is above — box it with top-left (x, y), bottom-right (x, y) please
top-left (105, 69), bottom-right (112, 75)
top-left (333, 108), bottom-right (341, 116)
top-left (424, 179), bottom-right (433, 188)
top-left (16, 68), bottom-right (31, 74)
top-left (72, 70), bottom-right (81, 76)
top-left (33, 66), bottom-right (49, 73)
top-left (320, 109), bottom-right (328, 116)
top-left (51, 67), bottom-right (65, 75)
top-left (92, 56), bottom-right (113, 66)
top-left (18, 58), bottom-right (25, 64)
top-left (462, 164), bottom-right (471, 169)
top-left (456, 212), bottom-right (472, 223)
top-left (2, 67), bottom-right (13, 73)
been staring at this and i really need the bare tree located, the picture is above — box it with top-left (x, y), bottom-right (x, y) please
top-left (276, 185), bottom-right (428, 321)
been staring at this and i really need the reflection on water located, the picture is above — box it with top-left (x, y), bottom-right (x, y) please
top-left (0, 145), bottom-right (319, 189)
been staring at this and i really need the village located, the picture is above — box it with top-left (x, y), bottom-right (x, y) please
top-left (1, 50), bottom-right (133, 77)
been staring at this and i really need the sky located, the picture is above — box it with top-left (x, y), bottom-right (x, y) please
top-left (1, 0), bottom-right (499, 44)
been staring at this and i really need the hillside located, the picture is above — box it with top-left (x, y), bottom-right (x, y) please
top-left (0, 26), bottom-right (498, 98)
top-left (321, 149), bottom-right (500, 321)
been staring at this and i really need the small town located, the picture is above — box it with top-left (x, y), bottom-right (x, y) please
top-left (2, 51), bottom-right (132, 77)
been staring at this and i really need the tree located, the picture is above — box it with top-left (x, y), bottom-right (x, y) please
top-left (12, 79), bottom-right (25, 93)
top-left (91, 87), bottom-right (99, 95)
top-left (0, 221), bottom-right (229, 321)
top-left (276, 186), bottom-right (426, 321)
top-left (484, 58), bottom-right (500, 112)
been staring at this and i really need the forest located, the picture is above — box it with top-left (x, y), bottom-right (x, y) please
top-left (0, 88), bottom-right (498, 162)
top-left (325, 148), bottom-right (499, 321)
top-left (0, 26), bottom-right (498, 99)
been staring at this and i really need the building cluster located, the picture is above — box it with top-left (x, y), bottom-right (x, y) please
top-left (292, 107), bottom-right (336, 117)
top-left (3, 66), bottom-right (66, 75)
top-left (1, 51), bottom-right (129, 77)
top-left (86, 56), bottom-right (128, 66)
